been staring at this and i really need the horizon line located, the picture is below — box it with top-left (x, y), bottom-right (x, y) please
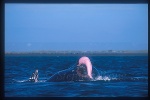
top-left (5, 49), bottom-right (148, 54)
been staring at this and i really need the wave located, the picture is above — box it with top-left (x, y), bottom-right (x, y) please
top-left (93, 75), bottom-right (147, 82)
top-left (12, 79), bottom-right (47, 83)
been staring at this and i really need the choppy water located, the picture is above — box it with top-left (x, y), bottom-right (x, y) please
top-left (5, 55), bottom-right (148, 97)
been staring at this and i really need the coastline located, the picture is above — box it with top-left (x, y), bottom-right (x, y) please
top-left (5, 50), bottom-right (148, 56)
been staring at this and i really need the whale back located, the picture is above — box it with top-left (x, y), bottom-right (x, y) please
top-left (47, 64), bottom-right (99, 82)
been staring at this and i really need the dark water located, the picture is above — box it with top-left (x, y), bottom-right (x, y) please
top-left (5, 55), bottom-right (148, 97)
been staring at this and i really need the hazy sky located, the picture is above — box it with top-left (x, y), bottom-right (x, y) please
top-left (5, 4), bottom-right (148, 52)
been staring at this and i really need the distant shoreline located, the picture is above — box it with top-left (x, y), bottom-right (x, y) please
top-left (5, 50), bottom-right (148, 56)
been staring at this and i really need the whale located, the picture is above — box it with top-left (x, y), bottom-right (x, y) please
top-left (28, 69), bottom-right (39, 82)
top-left (28, 64), bottom-right (100, 82)
top-left (28, 57), bottom-right (100, 82)
top-left (47, 64), bottom-right (100, 82)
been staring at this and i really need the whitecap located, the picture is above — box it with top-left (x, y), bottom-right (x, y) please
top-left (94, 76), bottom-right (111, 81)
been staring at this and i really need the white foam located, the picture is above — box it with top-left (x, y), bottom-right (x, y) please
top-left (95, 76), bottom-right (111, 81)
top-left (38, 80), bottom-right (47, 82)
top-left (12, 78), bottom-right (47, 83)
top-left (16, 80), bottom-right (28, 83)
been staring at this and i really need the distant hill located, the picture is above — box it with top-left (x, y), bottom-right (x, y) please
top-left (5, 50), bottom-right (148, 56)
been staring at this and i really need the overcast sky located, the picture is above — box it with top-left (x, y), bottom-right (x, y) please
top-left (5, 4), bottom-right (148, 52)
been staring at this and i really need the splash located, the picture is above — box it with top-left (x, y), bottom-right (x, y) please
top-left (94, 76), bottom-right (111, 81)
top-left (93, 74), bottom-right (147, 82)
top-left (12, 79), bottom-right (28, 83)
top-left (15, 80), bottom-right (28, 83)
top-left (12, 79), bottom-right (47, 83)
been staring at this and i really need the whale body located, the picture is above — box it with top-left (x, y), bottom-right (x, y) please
top-left (28, 56), bottom-right (100, 82)
top-left (47, 64), bottom-right (100, 82)
top-left (28, 65), bottom-right (100, 82)
top-left (28, 69), bottom-right (38, 82)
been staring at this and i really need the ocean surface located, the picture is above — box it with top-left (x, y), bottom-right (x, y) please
top-left (5, 55), bottom-right (148, 97)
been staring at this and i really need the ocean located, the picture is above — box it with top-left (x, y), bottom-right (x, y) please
top-left (5, 55), bottom-right (148, 97)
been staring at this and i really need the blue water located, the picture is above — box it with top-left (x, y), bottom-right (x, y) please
top-left (5, 55), bottom-right (148, 97)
